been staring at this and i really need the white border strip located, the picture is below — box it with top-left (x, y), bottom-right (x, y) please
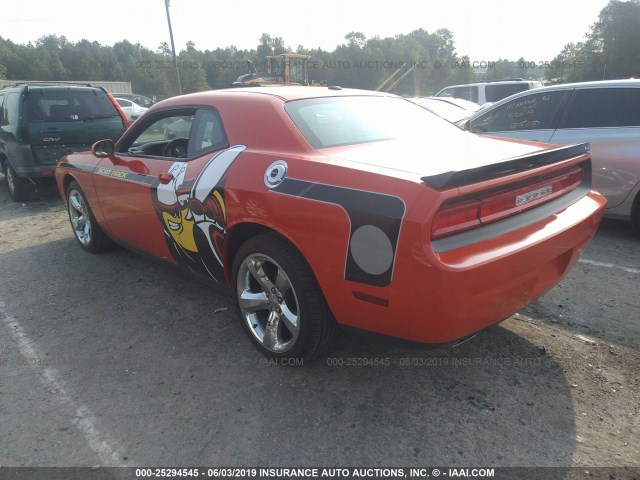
top-left (579, 258), bottom-right (640, 275)
top-left (0, 300), bottom-right (130, 467)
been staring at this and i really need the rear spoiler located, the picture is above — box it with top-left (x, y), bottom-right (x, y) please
top-left (421, 143), bottom-right (590, 189)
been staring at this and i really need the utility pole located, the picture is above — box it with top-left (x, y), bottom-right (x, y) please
top-left (164, 0), bottom-right (182, 95)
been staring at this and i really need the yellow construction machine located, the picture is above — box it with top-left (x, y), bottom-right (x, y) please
top-left (233, 54), bottom-right (326, 87)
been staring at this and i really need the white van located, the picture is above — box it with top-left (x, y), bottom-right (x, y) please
top-left (435, 79), bottom-right (543, 105)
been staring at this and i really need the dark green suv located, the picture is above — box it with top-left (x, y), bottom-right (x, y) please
top-left (0, 84), bottom-right (130, 201)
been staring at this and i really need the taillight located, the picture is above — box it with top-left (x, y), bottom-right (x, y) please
top-left (431, 166), bottom-right (585, 239)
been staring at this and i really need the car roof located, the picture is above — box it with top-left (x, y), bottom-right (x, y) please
top-left (535, 79), bottom-right (640, 89)
top-left (1, 83), bottom-right (101, 91)
top-left (439, 79), bottom-right (541, 88)
top-left (485, 78), bottom-right (640, 96)
top-left (155, 86), bottom-right (395, 108)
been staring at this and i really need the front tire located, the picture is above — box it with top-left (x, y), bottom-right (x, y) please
top-left (66, 181), bottom-right (113, 253)
top-left (232, 233), bottom-right (336, 362)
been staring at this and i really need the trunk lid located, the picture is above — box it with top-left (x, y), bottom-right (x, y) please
top-left (318, 132), bottom-right (576, 184)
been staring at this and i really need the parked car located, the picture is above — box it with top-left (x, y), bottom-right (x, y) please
top-left (112, 93), bottom-right (155, 108)
top-left (461, 79), bottom-right (640, 228)
top-left (435, 79), bottom-right (543, 105)
top-left (115, 97), bottom-right (148, 121)
top-left (0, 83), bottom-right (130, 201)
top-left (411, 96), bottom-right (484, 123)
top-left (55, 86), bottom-right (605, 361)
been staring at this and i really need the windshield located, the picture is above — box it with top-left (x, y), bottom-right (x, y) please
top-left (284, 96), bottom-right (451, 149)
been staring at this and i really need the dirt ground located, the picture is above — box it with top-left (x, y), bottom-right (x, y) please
top-left (0, 177), bottom-right (638, 479)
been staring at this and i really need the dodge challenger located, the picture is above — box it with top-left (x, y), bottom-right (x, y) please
top-left (56, 86), bottom-right (606, 360)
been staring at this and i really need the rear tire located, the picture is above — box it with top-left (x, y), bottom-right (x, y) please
top-left (66, 181), bottom-right (113, 253)
top-left (232, 233), bottom-right (336, 362)
top-left (5, 163), bottom-right (30, 202)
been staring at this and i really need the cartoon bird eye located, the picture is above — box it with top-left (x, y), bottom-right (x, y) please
top-left (187, 198), bottom-right (204, 215)
top-left (204, 206), bottom-right (218, 219)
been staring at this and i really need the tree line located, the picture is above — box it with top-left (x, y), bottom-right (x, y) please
top-left (0, 0), bottom-right (638, 97)
top-left (0, 29), bottom-right (482, 97)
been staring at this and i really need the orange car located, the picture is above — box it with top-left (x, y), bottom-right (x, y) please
top-left (55, 87), bottom-right (606, 360)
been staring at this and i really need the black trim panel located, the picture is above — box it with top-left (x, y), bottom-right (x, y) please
top-left (422, 143), bottom-right (590, 189)
top-left (273, 178), bottom-right (405, 287)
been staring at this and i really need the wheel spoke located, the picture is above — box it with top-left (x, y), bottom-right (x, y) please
top-left (238, 290), bottom-right (269, 314)
top-left (247, 258), bottom-right (275, 292)
top-left (279, 305), bottom-right (299, 337)
top-left (70, 195), bottom-right (83, 212)
top-left (262, 312), bottom-right (279, 350)
top-left (274, 269), bottom-right (290, 294)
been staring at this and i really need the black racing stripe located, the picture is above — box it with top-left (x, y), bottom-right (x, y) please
top-left (276, 178), bottom-right (405, 218)
top-left (273, 178), bottom-right (405, 287)
top-left (422, 143), bottom-right (590, 189)
top-left (59, 162), bottom-right (157, 186)
top-left (94, 166), bottom-right (156, 186)
top-left (58, 162), bottom-right (95, 173)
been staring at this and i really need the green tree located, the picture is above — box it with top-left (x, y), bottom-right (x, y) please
top-left (546, 0), bottom-right (640, 83)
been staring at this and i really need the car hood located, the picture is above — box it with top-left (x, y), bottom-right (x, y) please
top-left (319, 131), bottom-right (551, 180)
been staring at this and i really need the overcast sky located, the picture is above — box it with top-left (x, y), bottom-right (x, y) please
top-left (2, 0), bottom-right (609, 61)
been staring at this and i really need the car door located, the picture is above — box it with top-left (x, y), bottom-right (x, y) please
top-left (469, 89), bottom-right (572, 143)
top-left (93, 106), bottom-right (237, 280)
top-left (93, 107), bottom-right (198, 261)
top-left (550, 87), bottom-right (640, 209)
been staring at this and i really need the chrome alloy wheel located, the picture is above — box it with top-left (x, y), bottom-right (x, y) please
top-left (68, 189), bottom-right (92, 247)
top-left (236, 253), bottom-right (300, 353)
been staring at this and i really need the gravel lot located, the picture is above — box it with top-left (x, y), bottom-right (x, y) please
top-left (0, 176), bottom-right (638, 479)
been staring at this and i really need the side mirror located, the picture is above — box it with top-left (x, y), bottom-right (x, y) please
top-left (462, 120), bottom-right (470, 131)
top-left (91, 139), bottom-right (115, 158)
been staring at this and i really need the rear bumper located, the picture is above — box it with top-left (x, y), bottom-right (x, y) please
top-left (9, 144), bottom-right (91, 179)
top-left (321, 190), bottom-right (606, 344)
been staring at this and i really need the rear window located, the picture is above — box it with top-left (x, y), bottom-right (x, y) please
top-left (284, 96), bottom-right (450, 149)
top-left (26, 89), bottom-right (120, 122)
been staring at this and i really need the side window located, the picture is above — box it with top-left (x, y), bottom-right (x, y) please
top-left (190, 108), bottom-right (228, 156)
top-left (470, 90), bottom-right (570, 133)
top-left (5, 93), bottom-right (19, 125)
top-left (562, 88), bottom-right (640, 129)
top-left (117, 99), bottom-right (132, 108)
top-left (437, 87), bottom-right (455, 98)
top-left (451, 87), bottom-right (476, 103)
top-left (117, 109), bottom-right (196, 159)
top-left (0, 94), bottom-right (6, 125)
top-left (469, 86), bottom-right (479, 104)
top-left (485, 84), bottom-right (529, 103)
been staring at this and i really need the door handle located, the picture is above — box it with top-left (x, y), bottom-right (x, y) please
top-left (158, 173), bottom-right (174, 184)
